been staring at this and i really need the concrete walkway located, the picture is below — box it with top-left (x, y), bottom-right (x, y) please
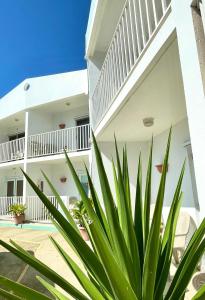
top-left (0, 226), bottom-right (83, 299)
top-left (0, 225), bottom-right (203, 299)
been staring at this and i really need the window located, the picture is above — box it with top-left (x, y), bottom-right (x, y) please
top-left (7, 179), bottom-right (23, 197)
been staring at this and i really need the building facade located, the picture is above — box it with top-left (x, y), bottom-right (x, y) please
top-left (0, 70), bottom-right (90, 222)
top-left (1, 0), bottom-right (205, 225)
top-left (86, 0), bottom-right (205, 224)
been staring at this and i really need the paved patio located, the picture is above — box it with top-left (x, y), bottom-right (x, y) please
top-left (0, 225), bottom-right (83, 299)
top-left (0, 225), bottom-right (203, 299)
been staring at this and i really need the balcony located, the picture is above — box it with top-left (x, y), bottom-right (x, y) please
top-left (0, 138), bottom-right (25, 163)
top-left (0, 124), bottom-right (90, 164)
top-left (28, 124), bottom-right (90, 158)
top-left (91, 0), bottom-right (172, 129)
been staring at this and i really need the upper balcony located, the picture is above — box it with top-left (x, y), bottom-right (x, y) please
top-left (27, 124), bottom-right (90, 159)
top-left (89, 0), bottom-right (172, 130)
top-left (0, 91), bottom-right (90, 165)
top-left (0, 124), bottom-right (90, 164)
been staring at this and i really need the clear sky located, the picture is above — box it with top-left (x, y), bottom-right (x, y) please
top-left (0, 0), bottom-right (91, 98)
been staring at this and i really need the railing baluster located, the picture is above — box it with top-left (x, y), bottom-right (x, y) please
top-left (125, 4), bottom-right (132, 69)
top-left (132, 0), bottom-right (142, 55)
top-left (152, 0), bottom-right (158, 27)
top-left (138, 0), bottom-right (146, 47)
top-left (121, 14), bottom-right (129, 76)
top-left (161, 0), bottom-right (166, 13)
top-left (119, 22), bottom-right (126, 83)
top-left (128, 0), bottom-right (137, 62)
top-left (145, 0), bottom-right (152, 37)
top-left (0, 126), bottom-right (90, 163)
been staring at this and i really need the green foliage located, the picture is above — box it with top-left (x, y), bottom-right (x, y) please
top-left (0, 130), bottom-right (204, 300)
top-left (8, 204), bottom-right (26, 216)
top-left (70, 199), bottom-right (93, 227)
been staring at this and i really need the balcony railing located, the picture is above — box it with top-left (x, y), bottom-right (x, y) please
top-left (26, 196), bottom-right (59, 222)
top-left (91, 0), bottom-right (171, 129)
top-left (0, 138), bottom-right (25, 163)
top-left (28, 124), bottom-right (90, 158)
top-left (0, 125), bottom-right (90, 164)
top-left (0, 196), bottom-right (66, 222)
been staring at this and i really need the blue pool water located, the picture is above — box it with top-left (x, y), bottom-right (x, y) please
top-left (0, 222), bottom-right (57, 232)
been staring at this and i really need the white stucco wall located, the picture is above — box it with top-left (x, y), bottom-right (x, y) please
top-left (152, 119), bottom-right (199, 223)
top-left (25, 70), bottom-right (88, 109)
top-left (27, 111), bottom-right (53, 135)
top-left (52, 106), bottom-right (89, 130)
top-left (27, 105), bottom-right (89, 136)
top-left (171, 0), bottom-right (205, 221)
top-left (26, 160), bottom-right (89, 200)
top-left (91, 140), bottom-right (149, 209)
top-left (92, 118), bottom-right (199, 223)
top-left (0, 70), bottom-right (88, 121)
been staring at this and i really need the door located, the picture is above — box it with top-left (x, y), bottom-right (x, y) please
top-left (16, 180), bottom-right (23, 197)
top-left (7, 181), bottom-right (15, 197)
top-left (7, 180), bottom-right (15, 208)
top-left (76, 117), bottom-right (89, 150)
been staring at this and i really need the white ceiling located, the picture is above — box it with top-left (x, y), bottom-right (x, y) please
top-left (0, 111), bottom-right (25, 131)
top-left (30, 94), bottom-right (88, 114)
top-left (97, 39), bottom-right (187, 142)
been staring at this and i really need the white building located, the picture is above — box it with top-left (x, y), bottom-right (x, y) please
top-left (0, 70), bottom-right (90, 222)
top-left (1, 0), bottom-right (205, 225)
top-left (86, 0), bottom-right (205, 224)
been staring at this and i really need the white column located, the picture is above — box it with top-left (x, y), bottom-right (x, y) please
top-left (23, 111), bottom-right (29, 205)
top-left (172, 0), bottom-right (205, 220)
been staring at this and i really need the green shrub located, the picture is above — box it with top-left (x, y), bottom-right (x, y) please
top-left (71, 199), bottom-right (92, 227)
top-left (8, 203), bottom-right (26, 216)
top-left (0, 130), bottom-right (204, 300)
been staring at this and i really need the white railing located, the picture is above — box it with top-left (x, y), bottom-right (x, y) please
top-left (28, 124), bottom-right (90, 158)
top-left (26, 196), bottom-right (58, 222)
top-left (0, 138), bottom-right (25, 163)
top-left (0, 197), bottom-right (23, 217)
top-left (91, 0), bottom-right (171, 129)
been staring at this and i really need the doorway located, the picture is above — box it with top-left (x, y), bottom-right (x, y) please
top-left (76, 117), bottom-right (89, 150)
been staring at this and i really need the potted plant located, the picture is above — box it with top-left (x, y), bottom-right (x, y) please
top-left (60, 176), bottom-right (67, 183)
top-left (155, 163), bottom-right (169, 173)
top-left (8, 204), bottom-right (27, 225)
top-left (70, 199), bottom-right (91, 241)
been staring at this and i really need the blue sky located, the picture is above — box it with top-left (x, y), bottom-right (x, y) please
top-left (0, 0), bottom-right (91, 97)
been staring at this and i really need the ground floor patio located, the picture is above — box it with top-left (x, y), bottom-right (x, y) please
top-left (0, 154), bottom-right (90, 222)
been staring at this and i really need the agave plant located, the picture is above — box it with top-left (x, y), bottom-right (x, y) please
top-left (0, 130), bottom-right (204, 300)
